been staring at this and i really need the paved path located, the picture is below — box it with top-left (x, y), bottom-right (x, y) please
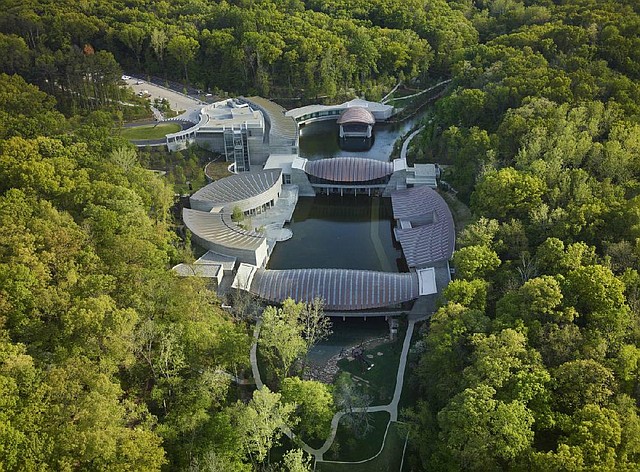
top-left (400, 126), bottom-right (425, 161)
top-left (150, 106), bottom-right (164, 121)
top-left (381, 82), bottom-right (402, 104)
top-left (249, 311), bottom-right (432, 461)
top-left (391, 79), bottom-right (452, 105)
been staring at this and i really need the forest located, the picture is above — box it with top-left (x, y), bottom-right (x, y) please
top-left (1, 0), bottom-right (640, 471)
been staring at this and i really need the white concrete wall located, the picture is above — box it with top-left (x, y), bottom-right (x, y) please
top-left (222, 179), bottom-right (282, 214)
top-left (190, 177), bottom-right (282, 214)
top-left (190, 232), bottom-right (269, 267)
top-left (291, 168), bottom-right (315, 196)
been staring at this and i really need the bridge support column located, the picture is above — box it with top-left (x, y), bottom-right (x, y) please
top-left (388, 318), bottom-right (399, 341)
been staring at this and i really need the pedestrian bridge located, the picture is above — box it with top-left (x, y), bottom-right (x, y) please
top-left (232, 265), bottom-right (438, 311)
top-left (286, 98), bottom-right (394, 125)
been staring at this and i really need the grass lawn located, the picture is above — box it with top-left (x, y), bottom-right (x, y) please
top-left (204, 160), bottom-right (233, 181)
top-left (121, 122), bottom-right (182, 140)
top-left (318, 420), bottom-right (407, 471)
top-left (336, 325), bottom-right (405, 405)
top-left (324, 411), bottom-right (390, 462)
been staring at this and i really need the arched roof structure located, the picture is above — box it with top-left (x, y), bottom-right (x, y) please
top-left (336, 107), bottom-right (376, 125)
top-left (249, 268), bottom-right (419, 310)
top-left (189, 169), bottom-right (282, 212)
top-left (183, 209), bottom-right (265, 251)
top-left (304, 157), bottom-right (394, 183)
top-left (391, 186), bottom-right (455, 268)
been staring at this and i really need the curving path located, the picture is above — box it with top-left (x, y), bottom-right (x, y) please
top-left (388, 79), bottom-right (452, 105)
top-left (400, 125), bottom-right (425, 161)
top-left (249, 312), bottom-right (431, 462)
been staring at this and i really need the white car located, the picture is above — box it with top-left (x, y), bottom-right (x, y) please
top-left (121, 75), bottom-right (131, 80)
top-left (135, 79), bottom-right (144, 85)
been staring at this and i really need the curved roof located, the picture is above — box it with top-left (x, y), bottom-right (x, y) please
top-left (336, 107), bottom-right (375, 125)
top-left (305, 157), bottom-right (394, 183)
top-left (190, 169), bottom-right (282, 211)
top-left (250, 268), bottom-right (419, 310)
top-left (391, 186), bottom-right (455, 267)
top-left (183, 208), bottom-right (265, 251)
top-left (244, 96), bottom-right (298, 141)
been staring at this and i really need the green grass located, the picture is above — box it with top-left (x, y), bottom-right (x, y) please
top-left (325, 411), bottom-right (390, 462)
top-left (204, 160), bottom-right (233, 181)
top-left (121, 123), bottom-right (181, 140)
top-left (318, 421), bottom-right (407, 471)
top-left (336, 326), bottom-right (405, 405)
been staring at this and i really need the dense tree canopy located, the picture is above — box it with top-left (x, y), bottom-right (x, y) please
top-left (409, 1), bottom-right (640, 471)
top-left (0, 73), bottom-right (254, 470)
top-left (2, 0), bottom-right (640, 470)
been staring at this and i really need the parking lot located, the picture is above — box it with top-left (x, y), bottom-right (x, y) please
top-left (122, 76), bottom-right (203, 117)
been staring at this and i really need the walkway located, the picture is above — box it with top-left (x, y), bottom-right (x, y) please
top-left (150, 106), bottom-right (164, 121)
top-left (400, 126), bottom-right (425, 161)
top-left (380, 82), bottom-right (402, 104)
top-left (385, 79), bottom-right (452, 105)
top-left (249, 311), bottom-right (432, 462)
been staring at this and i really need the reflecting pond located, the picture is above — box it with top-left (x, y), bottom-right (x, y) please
top-left (298, 114), bottom-right (423, 162)
top-left (267, 196), bottom-right (405, 272)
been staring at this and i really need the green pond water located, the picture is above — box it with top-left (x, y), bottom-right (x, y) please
top-left (298, 119), bottom-right (418, 161)
top-left (306, 317), bottom-right (389, 365)
top-left (267, 195), bottom-right (405, 272)
top-left (269, 115), bottom-right (428, 272)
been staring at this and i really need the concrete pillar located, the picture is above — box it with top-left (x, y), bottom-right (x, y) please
top-left (340, 188), bottom-right (343, 197)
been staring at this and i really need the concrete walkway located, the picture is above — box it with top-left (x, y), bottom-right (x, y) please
top-left (150, 106), bottom-right (164, 121)
top-left (390, 79), bottom-right (452, 105)
top-left (249, 311), bottom-right (432, 461)
top-left (381, 82), bottom-right (402, 104)
top-left (400, 126), bottom-right (425, 161)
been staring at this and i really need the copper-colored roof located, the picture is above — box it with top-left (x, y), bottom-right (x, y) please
top-left (336, 107), bottom-right (376, 125)
top-left (305, 157), bottom-right (393, 183)
top-left (250, 268), bottom-right (419, 310)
